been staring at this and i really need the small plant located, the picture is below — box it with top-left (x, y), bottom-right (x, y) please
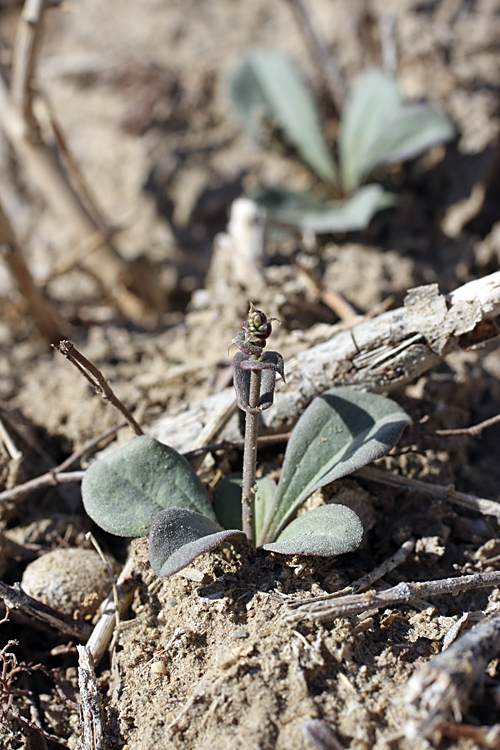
top-left (228, 53), bottom-right (455, 233)
top-left (82, 306), bottom-right (410, 577)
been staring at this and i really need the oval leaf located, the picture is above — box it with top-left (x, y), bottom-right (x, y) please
top-left (82, 436), bottom-right (217, 537)
top-left (262, 504), bottom-right (363, 556)
top-left (213, 474), bottom-right (276, 542)
top-left (148, 508), bottom-right (245, 577)
top-left (229, 51), bottom-right (337, 184)
top-left (258, 387), bottom-right (411, 544)
top-left (361, 103), bottom-right (455, 178)
top-left (339, 69), bottom-right (402, 192)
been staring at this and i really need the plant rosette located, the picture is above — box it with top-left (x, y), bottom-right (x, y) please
top-left (82, 386), bottom-right (410, 578)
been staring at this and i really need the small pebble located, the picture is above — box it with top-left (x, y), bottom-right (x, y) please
top-left (21, 547), bottom-right (114, 616)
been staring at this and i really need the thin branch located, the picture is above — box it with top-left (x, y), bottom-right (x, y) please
top-left (287, 570), bottom-right (500, 623)
top-left (283, 0), bottom-right (346, 112)
top-left (10, 0), bottom-right (48, 132)
top-left (0, 470), bottom-right (84, 504)
top-left (0, 423), bottom-right (124, 504)
top-left (0, 579), bottom-right (92, 640)
top-left (0, 200), bottom-right (64, 342)
top-left (357, 465), bottom-right (500, 522)
top-left (288, 538), bottom-right (416, 608)
top-left (433, 411), bottom-right (500, 438)
top-left (53, 340), bottom-right (144, 436)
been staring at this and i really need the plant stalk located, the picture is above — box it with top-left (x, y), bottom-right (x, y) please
top-left (241, 367), bottom-right (261, 542)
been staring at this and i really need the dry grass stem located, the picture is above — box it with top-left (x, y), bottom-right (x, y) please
top-left (287, 571), bottom-right (500, 623)
top-left (358, 465), bottom-right (500, 521)
top-left (54, 340), bottom-right (144, 436)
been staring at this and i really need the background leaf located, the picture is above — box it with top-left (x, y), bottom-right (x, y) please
top-left (251, 184), bottom-right (394, 233)
top-left (258, 387), bottom-right (411, 544)
top-left (262, 504), bottom-right (363, 556)
top-left (361, 104), bottom-right (455, 177)
top-left (339, 69), bottom-right (402, 192)
top-left (213, 474), bottom-right (276, 541)
top-left (339, 69), bottom-right (454, 191)
top-left (229, 51), bottom-right (338, 184)
top-left (82, 436), bottom-right (217, 537)
top-left (148, 508), bottom-right (245, 577)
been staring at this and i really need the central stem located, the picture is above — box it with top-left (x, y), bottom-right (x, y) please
top-left (241, 367), bottom-right (261, 543)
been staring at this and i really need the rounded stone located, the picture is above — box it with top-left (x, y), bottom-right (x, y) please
top-left (21, 548), bottom-right (113, 617)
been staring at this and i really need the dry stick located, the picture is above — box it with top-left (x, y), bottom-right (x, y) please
top-left (433, 411), bottom-right (500, 437)
top-left (0, 422), bottom-right (125, 504)
top-left (151, 272), bottom-right (500, 449)
top-left (77, 645), bottom-right (104, 750)
top-left (0, 579), bottom-right (92, 640)
top-left (0, 199), bottom-right (64, 342)
top-left (288, 538), bottom-right (416, 608)
top-left (357, 465), bottom-right (500, 522)
top-left (54, 341), bottom-right (144, 436)
top-left (283, 0), bottom-right (346, 112)
top-left (404, 614), bottom-right (500, 740)
top-left (286, 570), bottom-right (500, 623)
top-left (10, 0), bottom-right (47, 131)
top-left (85, 556), bottom-right (136, 666)
top-left (0, 0), bottom-right (147, 324)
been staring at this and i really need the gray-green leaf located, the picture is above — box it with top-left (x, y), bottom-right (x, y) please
top-left (148, 508), bottom-right (245, 577)
top-left (251, 183), bottom-right (394, 233)
top-left (339, 69), bottom-right (402, 192)
top-left (229, 51), bottom-right (337, 185)
top-left (262, 504), bottom-right (363, 556)
top-left (81, 436), bottom-right (217, 537)
top-left (361, 104), bottom-right (455, 178)
top-left (339, 69), bottom-right (454, 191)
top-left (258, 387), bottom-right (410, 544)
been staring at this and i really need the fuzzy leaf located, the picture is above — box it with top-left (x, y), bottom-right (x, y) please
top-left (82, 436), bottom-right (217, 537)
top-left (339, 69), bottom-right (454, 191)
top-left (251, 184), bottom-right (394, 233)
top-left (229, 51), bottom-right (337, 184)
top-left (262, 504), bottom-right (363, 556)
top-left (258, 387), bottom-right (410, 544)
top-left (339, 69), bottom-right (402, 192)
top-left (213, 474), bottom-right (276, 541)
top-left (361, 104), bottom-right (455, 177)
top-left (148, 508), bottom-right (245, 577)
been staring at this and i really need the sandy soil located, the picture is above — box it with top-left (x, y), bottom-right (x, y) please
top-left (2, 1), bottom-right (500, 749)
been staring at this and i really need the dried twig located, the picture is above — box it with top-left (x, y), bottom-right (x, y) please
top-left (288, 538), bottom-right (416, 609)
top-left (0, 0), bottom-right (155, 323)
top-left (85, 556), bottom-right (137, 666)
top-left (0, 422), bottom-right (124, 504)
top-left (287, 571), bottom-right (500, 623)
top-left (404, 614), bottom-right (500, 740)
top-left (357, 465), bottom-right (500, 522)
top-left (0, 199), bottom-right (64, 342)
top-left (283, 0), bottom-right (346, 112)
top-left (152, 273), bottom-right (500, 450)
top-left (433, 411), bottom-right (500, 438)
top-left (53, 341), bottom-right (144, 436)
top-left (0, 579), bottom-right (92, 640)
top-left (77, 645), bottom-right (104, 750)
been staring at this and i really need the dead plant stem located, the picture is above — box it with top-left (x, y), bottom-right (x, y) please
top-left (241, 369), bottom-right (261, 542)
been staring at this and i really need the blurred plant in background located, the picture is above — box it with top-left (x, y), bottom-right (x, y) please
top-left (229, 52), bottom-right (455, 233)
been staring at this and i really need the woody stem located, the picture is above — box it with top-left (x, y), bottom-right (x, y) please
top-left (241, 367), bottom-right (261, 543)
